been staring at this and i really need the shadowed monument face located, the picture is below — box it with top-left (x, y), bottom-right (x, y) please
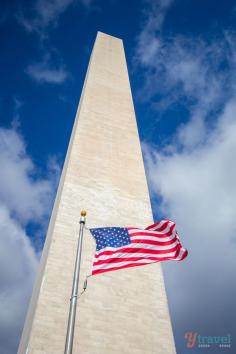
top-left (18, 32), bottom-right (176, 354)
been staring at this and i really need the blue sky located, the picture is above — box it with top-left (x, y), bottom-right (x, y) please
top-left (1, 0), bottom-right (236, 353)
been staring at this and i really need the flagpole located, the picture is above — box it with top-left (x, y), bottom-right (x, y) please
top-left (64, 210), bottom-right (86, 354)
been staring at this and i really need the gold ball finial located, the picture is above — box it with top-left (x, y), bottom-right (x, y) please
top-left (81, 210), bottom-right (87, 217)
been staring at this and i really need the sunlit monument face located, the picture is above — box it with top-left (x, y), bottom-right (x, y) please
top-left (18, 32), bottom-right (176, 354)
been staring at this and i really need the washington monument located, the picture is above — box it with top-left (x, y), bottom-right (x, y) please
top-left (18, 32), bottom-right (176, 354)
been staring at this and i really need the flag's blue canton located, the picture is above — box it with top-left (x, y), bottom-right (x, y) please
top-left (90, 227), bottom-right (131, 251)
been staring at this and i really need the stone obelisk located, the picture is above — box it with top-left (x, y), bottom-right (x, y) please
top-left (18, 32), bottom-right (176, 354)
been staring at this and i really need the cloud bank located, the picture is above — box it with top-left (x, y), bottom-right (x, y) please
top-left (136, 1), bottom-right (236, 352)
top-left (143, 98), bottom-right (236, 354)
top-left (0, 126), bottom-right (59, 354)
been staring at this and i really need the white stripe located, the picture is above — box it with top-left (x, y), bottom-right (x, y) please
top-left (95, 240), bottom-right (179, 257)
top-left (95, 244), bottom-right (130, 255)
top-left (146, 220), bottom-right (175, 232)
top-left (150, 222), bottom-right (175, 234)
top-left (145, 219), bottom-right (170, 230)
top-left (175, 248), bottom-right (186, 260)
top-left (130, 233), bottom-right (176, 242)
top-left (128, 224), bottom-right (172, 235)
top-left (145, 219), bottom-right (168, 231)
top-left (93, 251), bottom-right (178, 271)
top-left (95, 249), bottom-right (178, 262)
top-left (136, 220), bottom-right (170, 231)
top-left (128, 222), bottom-right (175, 236)
top-left (95, 241), bottom-right (180, 261)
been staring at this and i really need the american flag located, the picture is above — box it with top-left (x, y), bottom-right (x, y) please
top-left (90, 219), bottom-right (188, 275)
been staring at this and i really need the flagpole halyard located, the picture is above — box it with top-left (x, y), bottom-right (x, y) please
top-left (64, 211), bottom-right (86, 354)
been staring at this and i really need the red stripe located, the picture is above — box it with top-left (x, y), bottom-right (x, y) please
top-left (92, 250), bottom-right (185, 275)
top-left (93, 252), bottom-right (181, 266)
top-left (145, 220), bottom-right (172, 231)
top-left (130, 237), bottom-right (177, 246)
top-left (95, 245), bottom-right (180, 258)
top-left (127, 221), bottom-right (169, 232)
top-left (129, 231), bottom-right (171, 238)
top-left (144, 220), bottom-right (166, 230)
top-left (173, 244), bottom-right (181, 259)
top-left (129, 224), bottom-right (175, 238)
top-left (178, 249), bottom-right (188, 261)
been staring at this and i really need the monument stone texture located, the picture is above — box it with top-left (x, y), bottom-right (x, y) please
top-left (18, 32), bottom-right (176, 354)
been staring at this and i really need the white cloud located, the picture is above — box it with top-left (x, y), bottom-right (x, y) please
top-left (26, 56), bottom-right (69, 84)
top-left (144, 98), bottom-right (236, 229)
top-left (0, 204), bottom-right (38, 354)
top-left (136, 0), bottom-right (173, 66)
top-left (80, 0), bottom-right (94, 6)
top-left (135, 0), bottom-right (236, 349)
top-left (17, 0), bottom-right (71, 85)
top-left (0, 127), bottom-right (58, 223)
top-left (10, 96), bottom-right (24, 130)
top-left (17, 0), bottom-right (95, 35)
top-left (17, 0), bottom-right (75, 34)
top-left (135, 3), bottom-right (236, 153)
top-left (136, 34), bottom-right (229, 113)
top-left (143, 97), bottom-right (236, 344)
top-left (0, 125), bottom-right (60, 353)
